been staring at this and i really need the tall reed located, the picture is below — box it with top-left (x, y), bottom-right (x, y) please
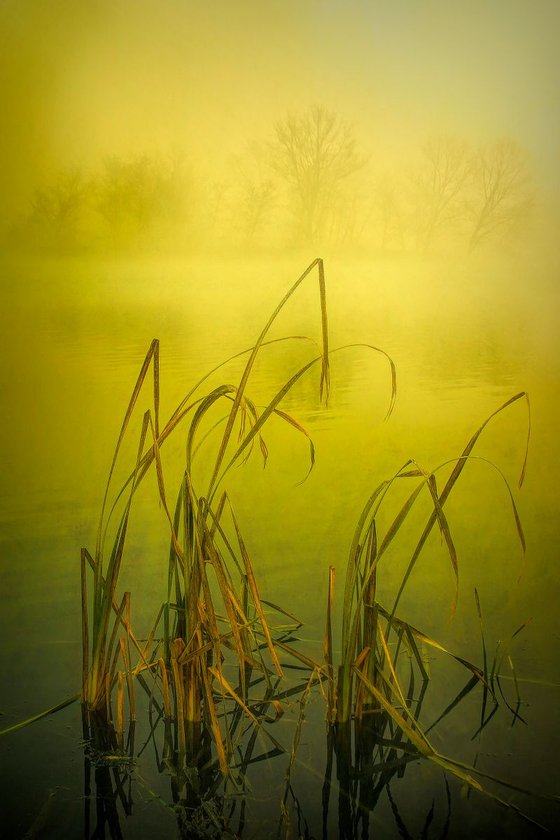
top-left (79, 259), bottom-right (395, 774)
top-left (321, 391), bottom-right (531, 828)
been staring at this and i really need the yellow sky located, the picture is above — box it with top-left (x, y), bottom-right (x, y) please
top-left (1, 0), bottom-right (558, 221)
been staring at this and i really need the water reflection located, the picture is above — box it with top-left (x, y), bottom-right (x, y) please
top-left (82, 713), bottom-right (135, 839)
top-left (2, 254), bottom-right (560, 838)
top-left (79, 659), bottom-right (554, 840)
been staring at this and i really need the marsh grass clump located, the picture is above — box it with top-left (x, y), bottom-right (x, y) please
top-left (332, 392), bottom-right (530, 728)
top-left (77, 257), bottom-right (548, 837)
top-left (79, 258), bottom-right (398, 780)
top-left (4, 257), bottom-right (548, 837)
top-left (318, 393), bottom-right (537, 836)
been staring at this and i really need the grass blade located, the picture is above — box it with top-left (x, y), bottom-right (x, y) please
top-left (0, 694), bottom-right (80, 736)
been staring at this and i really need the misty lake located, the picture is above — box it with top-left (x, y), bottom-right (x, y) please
top-left (1, 252), bottom-right (559, 838)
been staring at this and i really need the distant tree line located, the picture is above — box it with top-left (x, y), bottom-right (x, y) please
top-left (8, 154), bottom-right (195, 253)
top-left (377, 134), bottom-right (534, 254)
top-left (5, 107), bottom-right (535, 256)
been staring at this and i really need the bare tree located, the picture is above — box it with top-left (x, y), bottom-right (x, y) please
top-left (271, 106), bottom-right (365, 244)
top-left (467, 139), bottom-right (533, 252)
top-left (26, 169), bottom-right (88, 250)
top-left (409, 135), bottom-right (472, 253)
top-left (241, 178), bottom-right (276, 243)
top-left (370, 173), bottom-right (405, 251)
top-left (230, 145), bottom-right (277, 244)
top-left (95, 154), bottom-right (190, 249)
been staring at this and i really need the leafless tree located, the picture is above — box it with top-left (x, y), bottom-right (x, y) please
top-left (27, 169), bottom-right (88, 249)
top-left (409, 135), bottom-right (472, 253)
top-left (238, 177), bottom-right (276, 244)
top-left (95, 154), bottom-right (190, 248)
top-left (230, 145), bottom-right (277, 243)
top-left (370, 174), bottom-right (405, 250)
top-left (467, 139), bottom-right (533, 252)
top-left (271, 106), bottom-right (365, 244)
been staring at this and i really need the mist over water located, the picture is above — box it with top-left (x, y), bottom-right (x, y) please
top-left (1, 3), bottom-right (559, 838)
top-left (1, 0), bottom-right (559, 254)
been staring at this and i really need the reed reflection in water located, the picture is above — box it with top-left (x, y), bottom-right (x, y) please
top-left (0, 253), bottom-right (556, 836)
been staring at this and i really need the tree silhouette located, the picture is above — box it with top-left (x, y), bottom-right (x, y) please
top-left (230, 145), bottom-right (277, 244)
top-left (467, 139), bottom-right (533, 252)
top-left (271, 106), bottom-right (365, 244)
top-left (95, 154), bottom-right (190, 249)
top-left (26, 169), bottom-right (88, 250)
top-left (370, 174), bottom-right (405, 250)
top-left (409, 135), bottom-right (472, 253)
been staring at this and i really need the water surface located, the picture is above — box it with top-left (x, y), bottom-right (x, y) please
top-left (1, 252), bottom-right (559, 837)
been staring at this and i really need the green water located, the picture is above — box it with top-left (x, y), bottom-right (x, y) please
top-left (1, 252), bottom-right (559, 837)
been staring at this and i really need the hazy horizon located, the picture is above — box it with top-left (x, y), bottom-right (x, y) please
top-left (1, 1), bottom-right (558, 256)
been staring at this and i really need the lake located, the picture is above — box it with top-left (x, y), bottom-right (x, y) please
top-left (1, 250), bottom-right (559, 838)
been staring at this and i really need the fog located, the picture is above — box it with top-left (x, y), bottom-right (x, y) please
top-left (1, 0), bottom-right (559, 255)
top-left (1, 8), bottom-right (560, 835)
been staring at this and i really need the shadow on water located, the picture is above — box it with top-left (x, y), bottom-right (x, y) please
top-left (82, 687), bottom-right (442, 840)
top-left (79, 666), bottom-right (544, 840)
top-left (82, 712), bottom-right (135, 840)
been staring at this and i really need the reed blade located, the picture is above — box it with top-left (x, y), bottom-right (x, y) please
top-left (0, 693), bottom-right (80, 737)
top-left (96, 338), bottom-right (159, 559)
top-left (390, 393), bottom-right (529, 621)
top-left (207, 258), bottom-right (327, 499)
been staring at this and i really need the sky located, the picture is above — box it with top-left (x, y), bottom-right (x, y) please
top-left (1, 0), bottom-right (559, 222)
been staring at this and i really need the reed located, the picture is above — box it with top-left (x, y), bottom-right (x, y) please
top-left (2, 257), bottom-right (553, 836)
top-left (321, 391), bottom-right (532, 830)
top-left (80, 259), bottom-right (393, 777)
top-left (79, 258), bottom-right (532, 796)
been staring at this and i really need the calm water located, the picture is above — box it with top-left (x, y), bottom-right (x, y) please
top-left (1, 252), bottom-right (559, 837)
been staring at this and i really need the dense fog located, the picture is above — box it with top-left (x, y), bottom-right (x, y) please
top-left (1, 0), bottom-right (558, 258)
